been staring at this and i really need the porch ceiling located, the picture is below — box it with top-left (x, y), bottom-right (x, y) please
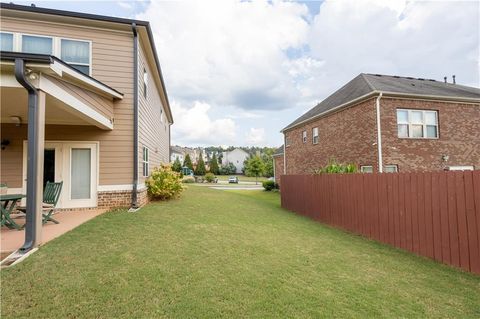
top-left (1, 87), bottom-right (99, 126)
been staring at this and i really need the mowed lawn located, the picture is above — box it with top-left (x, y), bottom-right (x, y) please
top-left (1, 187), bottom-right (479, 318)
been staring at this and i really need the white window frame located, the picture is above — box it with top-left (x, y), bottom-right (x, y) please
top-left (58, 37), bottom-right (92, 76)
top-left (302, 131), bottom-right (307, 143)
top-left (385, 165), bottom-right (398, 173)
top-left (143, 68), bottom-right (148, 98)
top-left (312, 127), bottom-right (319, 144)
top-left (397, 109), bottom-right (439, 139)
top-left (20, 33), bottom-right (54, 55)
top-left (142, 147), bottom-right (150, 177)
top-left (3, 31), bottom-right (92, 76)
top-left (0, 31), bottom-right (15, 51)
top-left (285, 137), bottom-right (291, 147)
top-left (360, 165), bottom-right (373, 173)
top-left (448, 166), bottom-right (474, 171)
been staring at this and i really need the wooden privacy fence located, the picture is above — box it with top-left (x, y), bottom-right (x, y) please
top-left (281, 171), bottom-right (480, 274)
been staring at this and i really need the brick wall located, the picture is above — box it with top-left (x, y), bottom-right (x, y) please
top-left (283, 96), bottom-right (480, 173)
top-left (284, 97), bottom-right (379, 174)
top-left (380, 98), bottom-right (480, 171)
top-left (97, 188), bottom-right (149, 209)
top-left (273, 155), bottom-right (284, 185)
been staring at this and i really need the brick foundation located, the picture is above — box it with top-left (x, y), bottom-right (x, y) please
top-left (97, 188), bottom-right (149, 209)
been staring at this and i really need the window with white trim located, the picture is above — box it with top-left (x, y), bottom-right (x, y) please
top-left (285, 137), bottom-right (291, 147)
top-left (143, 68), bottom-right (148, 98)
top-left (397, 109), bottom-right (438, 139)
top-left (302, 131), bottom-right (307, 143)
top-left (312, 127), bottom-right (319, 144)
top-left (0, 32), bottom-right (14, 51)
top-left (360, 165), bottom-right (373, 173)
top-left (22, 34), bottom-right (53, 54)
top-left (142, 147), bottom-right (149, 177)
top-left (385, 165), bottom-right (398, 173)
top-left (60, 39), bottom-right (90, 75)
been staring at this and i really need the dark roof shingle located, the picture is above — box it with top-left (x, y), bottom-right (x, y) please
top-left (282, 73), bottom-right (480, 131)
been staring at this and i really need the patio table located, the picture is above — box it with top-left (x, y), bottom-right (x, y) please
top-left (1, 194), bottom-right (26, 230)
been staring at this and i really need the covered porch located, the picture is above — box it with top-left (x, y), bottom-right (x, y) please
top-left (1, 52), bottom-right (122, 255)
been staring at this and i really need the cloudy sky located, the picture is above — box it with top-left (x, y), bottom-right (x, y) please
top-left (19, 0), bottom-right (479, 147)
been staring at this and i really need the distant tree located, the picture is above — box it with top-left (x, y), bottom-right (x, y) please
top-left (262, 149), bottom-right (274, 177)
top-left (218, 153), bottom-right (223, 164)
top-left (183, 154), bottom-right (194, 171)
top-left (195, 151), bottom-right (206, 175)
top-left (220, 163), bottom-right (236, 175)
top-left (172, 157), bottom-right (182, 172)
top-left (209, 153), bottom-right (220, 175)
top-left (244, 155), bottom-right (265, 184)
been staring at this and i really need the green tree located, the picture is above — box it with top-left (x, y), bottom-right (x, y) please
top-left (183, 154), bottom-right (193, 171)
top-left (244, 155), bottom-right (265, 185)
top-left (261, 149), bottom-right (274, 177)
top-left (172, 157), bottom-right (182, 172)
top-left (209, 153), bottom-right (220, 175)
top-left (195, 152), bottom-right (206, 176)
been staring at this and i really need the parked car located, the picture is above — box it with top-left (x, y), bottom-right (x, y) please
top-left (228, 176), bottom-right (239, 183)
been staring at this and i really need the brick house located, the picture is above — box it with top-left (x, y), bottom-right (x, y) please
top-left (277, 74), bottom-right (480, 179)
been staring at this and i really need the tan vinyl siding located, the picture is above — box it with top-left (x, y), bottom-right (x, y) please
top-left (137, 41), bottom-right (170, 183)
top-left (1, 16), bottom-right (134, 186)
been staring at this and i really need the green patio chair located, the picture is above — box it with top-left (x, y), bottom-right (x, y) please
top-left (42, 181), bottom-right (63, 224)
top-left (17, 181), bottom-right (63, 225)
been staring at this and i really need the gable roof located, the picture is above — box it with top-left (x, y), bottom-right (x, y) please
top-left (282, 73), bottom-right (480, 132)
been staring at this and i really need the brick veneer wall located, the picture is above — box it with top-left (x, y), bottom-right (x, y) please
top-left (284, 97), bottom-right (379, 174)
top-left (380, 98), bottom-right (480, 171)
top-left (97, 188), bottom-right (149, 209)
top-left (283, 96), bottom-right (480, 173)
top-left (273, 155), bottom-right (284, 185)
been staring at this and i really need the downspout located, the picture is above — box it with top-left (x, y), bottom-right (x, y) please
top-left (14, 58), bottom-right (39, 252)
top-left (131, 23), bottom-right (139, 209)
top-left (375, 92), bottom-right (383, 173)
top-left (283, 135), bottom-right (286, 175)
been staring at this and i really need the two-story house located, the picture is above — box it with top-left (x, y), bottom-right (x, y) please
top-left (279, 73), bottom-right (480, 178)
top-left (222, 148), bottom-right (250, 174)
top-left (0, 3), bottom-right (173, 221)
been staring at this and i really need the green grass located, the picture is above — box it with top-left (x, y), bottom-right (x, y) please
top-left (1, 186), bottom-right (479, 318)
top-left (215, 174), bottom-right (268, 183)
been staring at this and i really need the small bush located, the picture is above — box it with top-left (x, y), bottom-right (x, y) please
top-left (146, 164), bottom-right (184, 200)
top-left (205, 173), bottom-right (216, 183)
top-left (262, 180), bottom-right (278, 191)
top-left (182, 176), bottom-right (195, 183)
top-left (314, 159), bottom-right (358, 174)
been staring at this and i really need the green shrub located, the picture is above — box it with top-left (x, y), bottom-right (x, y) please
top-left (262, 180), bottom-right (278, 191)
top-left (146, 164), bottom-right (184, 200)
top-left (314, 159), bottom-right (358, 174)
top-left (205, 173), bottom-right (216, 183)
top-left (182, 176), bottom-right (195, 183)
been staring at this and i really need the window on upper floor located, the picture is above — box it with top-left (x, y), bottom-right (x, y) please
top-left (143, 68), bottom-right (148, 98)
top-left (22, 34), bottom-right (53, 55)
top-left (285, 137), bottom-right (291, 147)
top-left (0, 32), bottom-right (14, 51)
top-left (61, 39), bottom-right (90, 75)
top-left (397, 109), bottom-right (438, 139)
top-left (312, 127), bottom-right (319, 144)
top-left (302, 131), bottom-right (307, 143)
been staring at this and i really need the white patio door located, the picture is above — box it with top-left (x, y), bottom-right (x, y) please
top-left (23, 141), bottom-right (98, 208)
top-left (64, 143), bottom-right (98, 208)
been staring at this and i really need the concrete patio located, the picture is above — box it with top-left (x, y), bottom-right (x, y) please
top-left (1, 209), bottom-right (106, 260)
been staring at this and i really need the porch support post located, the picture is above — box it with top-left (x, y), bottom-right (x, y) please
top-left (15, 58), bottom-right (45, 252)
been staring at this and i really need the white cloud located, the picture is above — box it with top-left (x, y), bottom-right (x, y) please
top-left (245, 127), bottom-right (266, 146)
top-left (170, 100), bottom-right (237, 146)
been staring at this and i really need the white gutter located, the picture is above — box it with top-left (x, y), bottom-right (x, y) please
top-left (376, 92), bottom-right (383, 173)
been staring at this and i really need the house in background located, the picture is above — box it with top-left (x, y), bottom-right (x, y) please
top-left (0, 2), bottom-right (173, 222)
top-left (222, 148), bottom-right (250, 174)
top-left (170, 146), bottom-right (185, 163)
top-left (280, 73), bottom-right (479, 176)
